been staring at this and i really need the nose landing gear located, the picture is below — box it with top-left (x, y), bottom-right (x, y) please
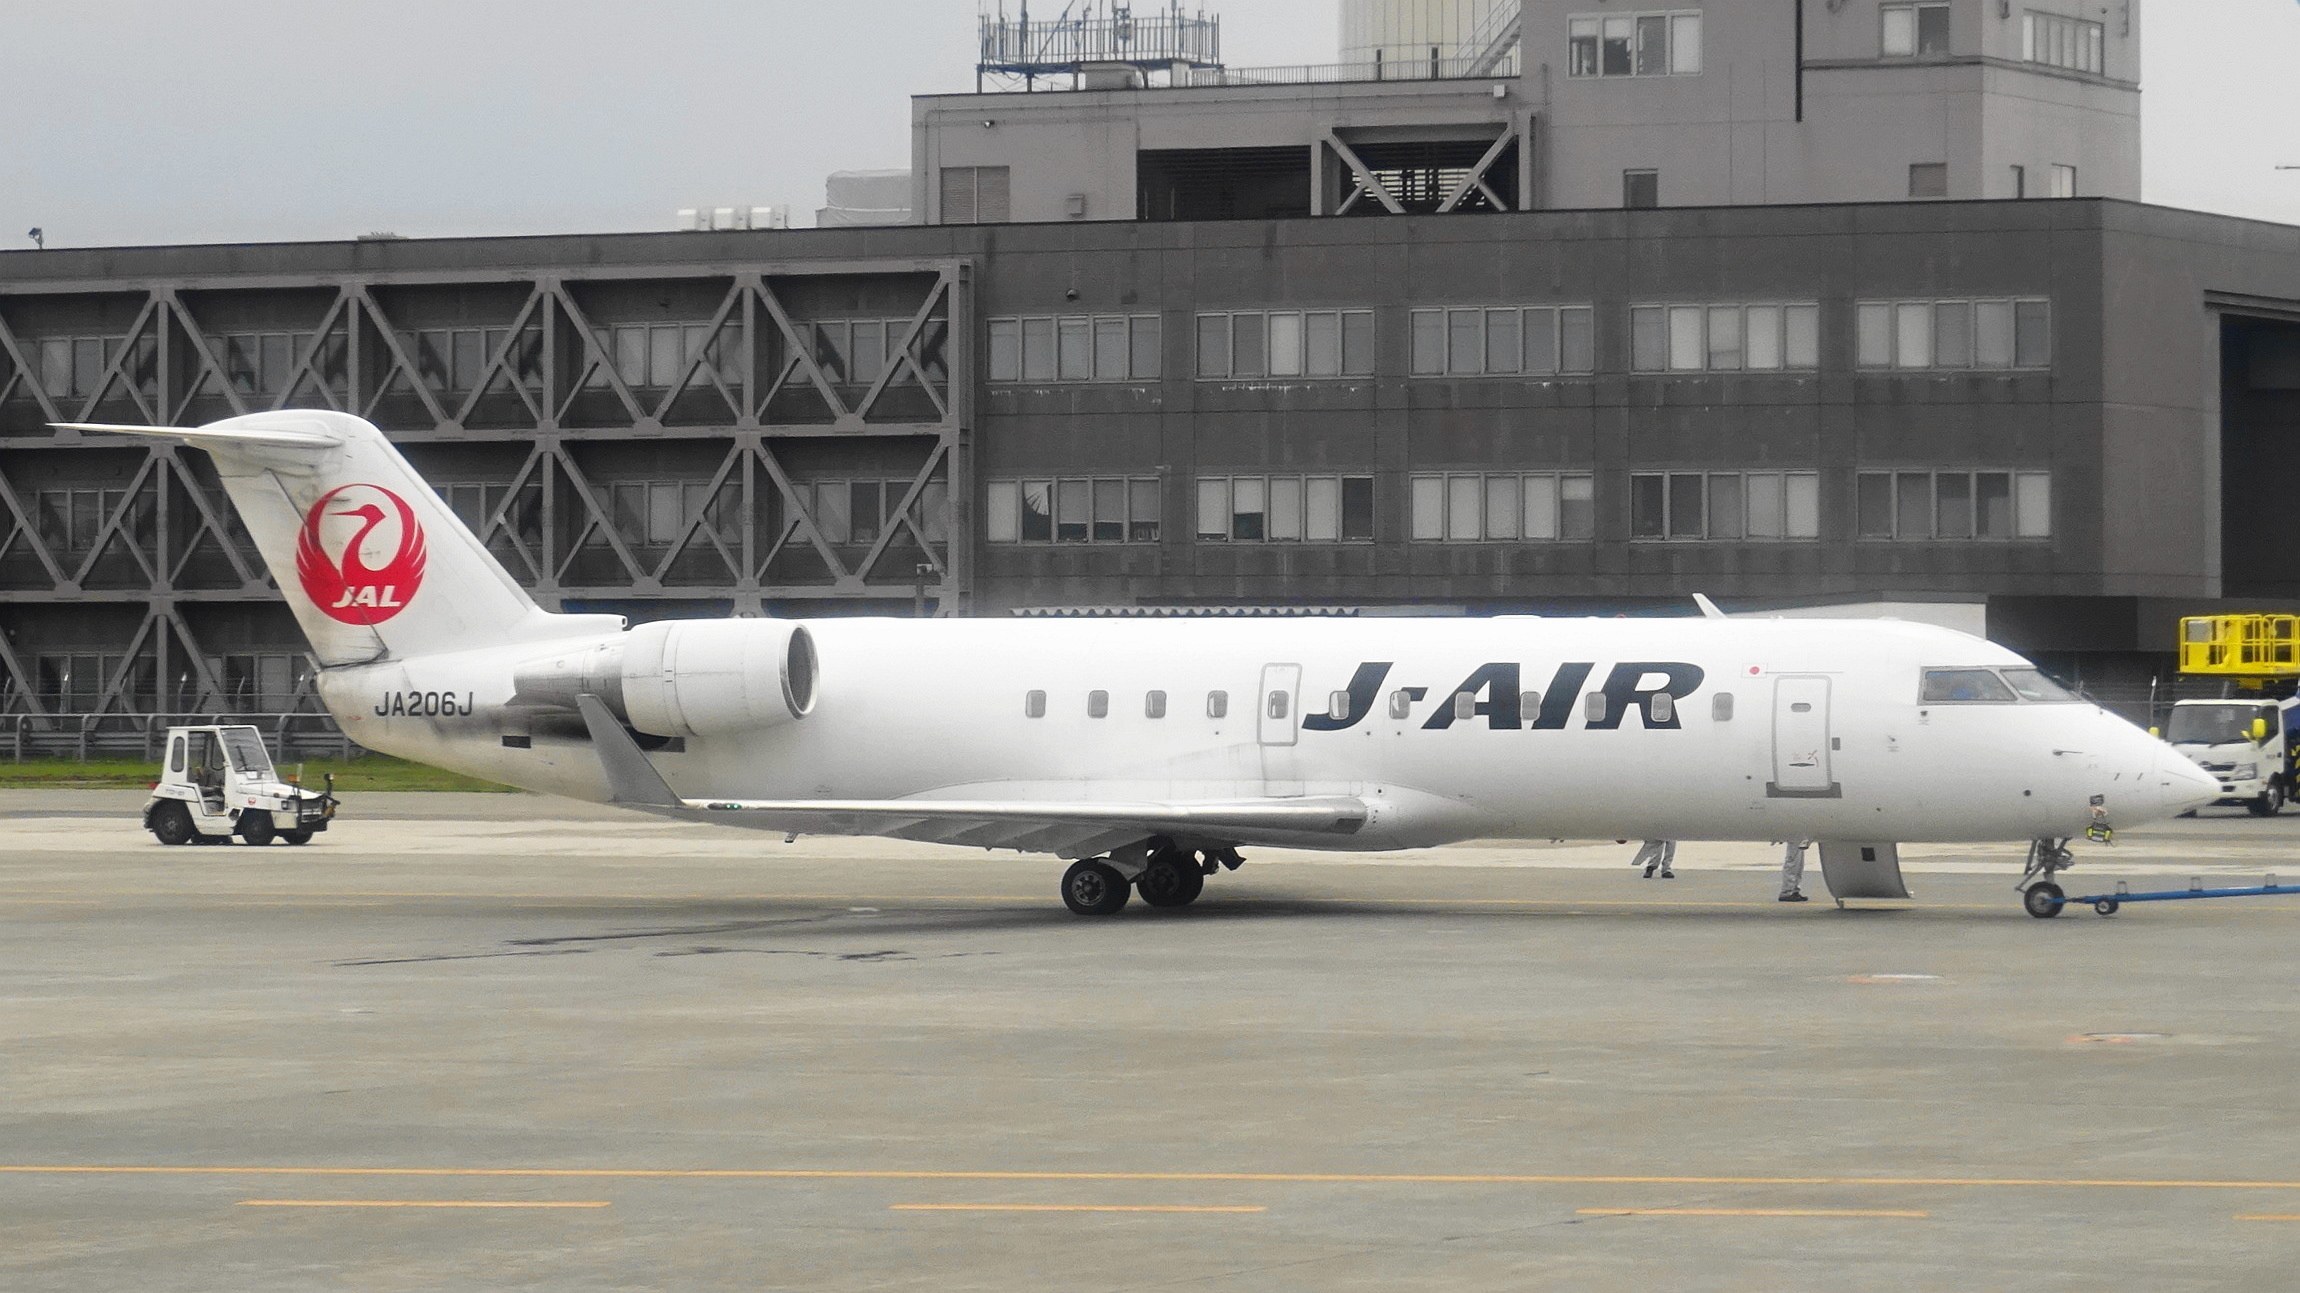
top-left (2019, 838), bottom-right (2074, 918)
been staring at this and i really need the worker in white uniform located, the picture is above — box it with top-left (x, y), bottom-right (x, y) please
top-left (1778, 839), bottom-right (1811, 902)
top-left (1631, 839), bottom-right (1676, 880)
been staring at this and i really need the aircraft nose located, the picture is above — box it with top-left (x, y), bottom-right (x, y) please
top-left (2153, 745), bottom-right (2221, 818)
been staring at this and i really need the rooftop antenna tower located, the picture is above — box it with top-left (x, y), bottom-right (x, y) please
top-left (977, 1), bottom-right (1222, 92)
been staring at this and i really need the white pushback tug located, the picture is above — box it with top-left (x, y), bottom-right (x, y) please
top-left (143, 723), bottom-right (337, 846)
top-left (68, 411), bottom-right (2222, 916)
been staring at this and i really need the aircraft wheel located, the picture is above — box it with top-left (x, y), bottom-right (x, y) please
top-left (1061, 859), bottom-right (1132, 916)
top-left (150, 801), bottom-right (195, 846)
top-left (2023, 882), bottom-right (2065, 919)
top-left (1137, 851), bottom-right (1205, 908)
top-left (2249, 783), bottom-right (2285, 817)
top-left (280, 830), bottom-right (313, 846)
top-left (236, 811), bottom-right (276, 846)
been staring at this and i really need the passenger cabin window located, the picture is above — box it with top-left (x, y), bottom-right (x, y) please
top-left (1025, 689), bottom-right (1047, 718)
top-left (1388, 689), bottom-right (1414, 720)
top-left (1146, 690), bottom-right (1167, 719)
top-left (1207, 690), bottom-right (1228, 719)
top-left (1453, 692), bottom-right (1477, 721)
top-left (1087, 690), bottom-right (1109, 718)
top-left (1650, 693), bottom-right (1675, 723)
top-left (1712, 692), bottom-right (1734, 721)
top-left (1584, 692), bottom-right (1607, 722)
top-left (1519, 691), bottom-right (1541, 717)
top-left (1267, 691), bottom-right (1289, 720)
top-left (1920, 669), bottom-right (2019, 703)
top-left (1328, 691), bottom-right (1351, 721)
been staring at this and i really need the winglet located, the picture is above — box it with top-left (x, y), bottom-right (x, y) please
top-left (1692, 593), bottom-right (1726, 620)
top-left (574, 695), bottom-right (684, 808)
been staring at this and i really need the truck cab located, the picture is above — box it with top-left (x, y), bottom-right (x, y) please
top-left (2163, 697), bottom-right (2300, 816)
top-left (143, 725), bottom-right (338, 845)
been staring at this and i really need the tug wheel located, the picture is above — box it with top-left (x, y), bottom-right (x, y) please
top-left (2023, 883), bottom-right (2066, 919)
top-left (2093, 899), bottom-right (2120, 916)
top-left (150, 801), bottom-right (195, 846)
top-left (236, 811), bottom-right (275, 846)
top-left (280, 830), bottom-right (313, 846)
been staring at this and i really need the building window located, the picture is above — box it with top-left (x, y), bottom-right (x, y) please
top-left (988, 315), bottom-right (1160, 383)
top-left (1857, 470), bottom-right (2052, 540)
top-left (1408, 472), bottom-right (1594, 542)
top-left (1569, 12), bottom-right (1701, 77)
top-left (1629, 472), bottom-right (1820, 541)
top-left (581, 323), bottom-right (746, 391)
top-left (939, 166), bottom-right (1011, 223)
top-left (2049, 164), bottom-right (2077, 198)
top-left (1855, 299), bottom-right (2051, 370)
top-left (1408, 306), bottom-right (1596, 377)
top-left (1622, 169), bottom-right (1659, 209)
top-left (1630, 303), bottom-right (1820, 373)
top-left (406, 327), bottom-right (539, 396)
top-left (987, 477), bottom-right (1159, 544)
top-left (1195, 310), bottom-right (1374, 379)
top-left (797, 477), bottom-right (951, 547)
top-left (34, 487), bottom-right (132, 554)
top-left (13, 334), bottom-right (153, 402)
top-left (598, 480), bottom-right (738, 548)
top-left (2023, 11), bottom-right (2104, 74)
top-left (1195, 475), bottom-right (1374, 543)
top-left (1908, 163), bottom-right (1948, 199)
top-left (1881, 3), bottom-right (1949, 56)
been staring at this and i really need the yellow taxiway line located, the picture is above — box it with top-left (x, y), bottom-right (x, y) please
top-left (237, 1200), bottom-right (610, 1209)
top-left (8, 1166), bottom-right (2300, 1192)
top-left (1578, 1208), bottom-right (1928, 1219)
top-left (887, 1196), bottom-right (1269, 1205)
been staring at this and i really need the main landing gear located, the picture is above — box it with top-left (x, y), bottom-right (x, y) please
top-left (2018, 837), bottom-right (2075, 919)
top-left (1059, 841), bottom-right (1242, 916)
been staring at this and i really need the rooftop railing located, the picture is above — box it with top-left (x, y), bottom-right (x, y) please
top-left (1179, 51), bottom-right (1520, 87)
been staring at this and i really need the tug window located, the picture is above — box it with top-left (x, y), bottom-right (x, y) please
top-left (1207, 690), bottom-right (1229, 719)
top-left (168, 736), bottom-right (185, 773)
top-left (1025, 689), bottom-right (1047, 718)
top-left (1087, 690), bottom-right (1109, 718)
top-left (1146, 690), bottom-right (1167, 718)
top-left (1920, 669), bottom-right (2017, 703)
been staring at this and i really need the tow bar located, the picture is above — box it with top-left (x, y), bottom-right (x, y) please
top-left (2031, 874), bottom-right (2300, 918)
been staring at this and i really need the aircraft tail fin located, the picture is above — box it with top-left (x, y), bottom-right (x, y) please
top-left (59, 413), bottom-right (620, 666)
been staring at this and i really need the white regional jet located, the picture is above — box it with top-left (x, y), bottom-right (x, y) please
top-left (65, 412), bottom-right (2219, 918)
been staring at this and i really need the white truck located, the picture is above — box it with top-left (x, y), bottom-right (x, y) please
top-left (142, 724), bottom-right (338, 845)
top-left (2162, 696), bottom-right (2300, 816)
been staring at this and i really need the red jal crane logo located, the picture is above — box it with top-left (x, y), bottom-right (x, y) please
top-left (295, 484), bottom-right (428, 625)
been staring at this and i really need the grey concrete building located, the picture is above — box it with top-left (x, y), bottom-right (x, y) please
top-left (915, 0), bottom-right (2138, 223)
top-left (3, 195), bottom-right (2298, 751)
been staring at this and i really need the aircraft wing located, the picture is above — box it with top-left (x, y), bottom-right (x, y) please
top-left (573, 696), bottom-right (1366, 856)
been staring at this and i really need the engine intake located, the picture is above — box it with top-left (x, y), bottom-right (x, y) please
top-left (511, 619), bottom-right (816, 738)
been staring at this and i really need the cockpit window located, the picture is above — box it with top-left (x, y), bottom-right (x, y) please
top-left (1998, 668), bottom-right (2080, 702)
top-left (1920, 669), bottom-right (2018, 703)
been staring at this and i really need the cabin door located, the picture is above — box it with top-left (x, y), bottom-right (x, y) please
top-left (1769, 675), bottom-right (1839, 798)
top-left (1259, 663), bottom-right (1304, 797)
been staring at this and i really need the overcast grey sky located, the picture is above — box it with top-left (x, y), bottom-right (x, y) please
top-left (3, 1), bottom-right (2295, 248)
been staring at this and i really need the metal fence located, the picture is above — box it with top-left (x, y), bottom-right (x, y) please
top-left (1181, 52), bottom-right (1519, 87)
top-left (6, 712), bottom-right (358, 764)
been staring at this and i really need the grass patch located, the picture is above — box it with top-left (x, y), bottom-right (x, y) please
top-left (0, 754), bottom-right (513, 793)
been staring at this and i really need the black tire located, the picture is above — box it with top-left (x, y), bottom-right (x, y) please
top-left (280, 830), bottom-right (313, 846)
top-left (1137, 852), bottom-right (1206, 908)
top-left (150, 800), bottom-right (196, 846)
top-left (1061, 859), bottom-right (1132, 916)
top-left (237, 811), bottom-right (276, 846)
top-left (2024, 882), bottom-right (2065, 919)
top-left (2249, 783), bottom-right (2285, 817)
top-left (2093, 899), bottom-right (2119, 916)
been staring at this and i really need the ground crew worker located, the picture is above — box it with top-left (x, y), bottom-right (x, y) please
top-left (1631, 839), bottom-right (1676, 880)
top-left (1779, 839), bottom-right (1810, 902)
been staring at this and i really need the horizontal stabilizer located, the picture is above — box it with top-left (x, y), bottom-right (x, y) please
top-left (52, 421), bottom-right (345, 449)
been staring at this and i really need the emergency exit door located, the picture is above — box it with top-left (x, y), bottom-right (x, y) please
top-left (1259, 663), bottom-right (1304, 797)
top-left (1769, 675), bottom-right (1839, 798)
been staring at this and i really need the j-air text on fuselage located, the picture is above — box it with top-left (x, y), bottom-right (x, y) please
top-left (57, 411), bottom-right (2222, 919)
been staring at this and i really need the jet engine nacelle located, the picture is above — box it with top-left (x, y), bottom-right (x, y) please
top-left (511, 619), bottom-right (817, 738)
top-left (619, 619), bottom-right (817, 738)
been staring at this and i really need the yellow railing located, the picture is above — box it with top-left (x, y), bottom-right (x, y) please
top-left (2179, 615), bottom-right (2300, 677)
